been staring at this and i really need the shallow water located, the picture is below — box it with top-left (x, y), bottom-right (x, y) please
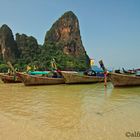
top-left (0, 81), bottom-right (140, 140)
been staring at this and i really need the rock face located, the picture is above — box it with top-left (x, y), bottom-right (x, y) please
top-left (16, 33), bottom-right (40, 63)
top-left (0, 11), bottom-right (90, 70)
top-left (0, 24), bottom-right (18, 62)
top-left (44, 11), bottom-right (89, 60)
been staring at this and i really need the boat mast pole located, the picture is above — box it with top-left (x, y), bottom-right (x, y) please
top-left (99, 60), bottom-right (107, 87)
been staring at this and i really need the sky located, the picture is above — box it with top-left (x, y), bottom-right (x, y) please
top-left (0, 0), bottom-right (140, 69)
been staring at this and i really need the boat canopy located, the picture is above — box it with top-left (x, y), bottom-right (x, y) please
top-left (28, 71), bottom-right (50, 75)
top-left (92, 65), bottom-right (104, 73)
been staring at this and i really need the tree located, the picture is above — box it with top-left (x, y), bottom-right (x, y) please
top-left (0, 64), bottom-right (8, 73)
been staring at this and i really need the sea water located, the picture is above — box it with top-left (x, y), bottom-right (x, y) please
top-left (0, 81), bottom-right (140, 140)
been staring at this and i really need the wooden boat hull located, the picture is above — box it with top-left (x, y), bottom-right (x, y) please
top-left (16, 72), bottom-right (65, 86)
top-left (61, 71), bottom-right (104, 84)
top-left (0, 74), bottom-right (22, 83)
top-left (109, 72), bottom-right (140, 87)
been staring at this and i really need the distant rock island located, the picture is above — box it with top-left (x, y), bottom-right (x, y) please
top-left (0, 11), bottom-right (90, 71)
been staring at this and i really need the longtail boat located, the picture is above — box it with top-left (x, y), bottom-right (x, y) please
top-left (0, 73), bottom-right (22, 83)
top-left (16, 72), bottom-right (65, 86)
top-left (61, 71), bottom-right (104, 84)
top-left (109, 72), bottom-right (140, 87)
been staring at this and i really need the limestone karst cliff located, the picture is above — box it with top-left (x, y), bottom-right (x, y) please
top-left (0, 24), bottom-right (19, 62)
top-left (0, 11), bottom-right (90, 70)
top-left (44, 11), bottom-right (90, 70)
